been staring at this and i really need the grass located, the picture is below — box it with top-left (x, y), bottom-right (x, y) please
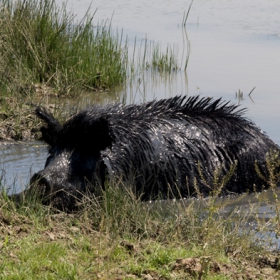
top-left (0, 192), bottom-right (279, 279)
top-left (0, 0), bottom-right (128, 96)
top-left (129, 39), bottom-right (180, 74)
top-left (1, 153), bottom-right (280, 279)
top-left (150, 42), bottom-right (179, 72)
top-left (0, 0), bottom-right (189, 98)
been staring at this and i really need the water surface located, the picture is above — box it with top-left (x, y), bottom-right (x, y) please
top-left (0, 142), bottom-right (47, 193)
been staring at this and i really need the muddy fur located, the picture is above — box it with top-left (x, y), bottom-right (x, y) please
top-left (29, 96), bottom-right (279, 210)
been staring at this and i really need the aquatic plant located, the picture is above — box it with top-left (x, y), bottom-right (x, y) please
top-left (151, 42), bottom-right (179, 72)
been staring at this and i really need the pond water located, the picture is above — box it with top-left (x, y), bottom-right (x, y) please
top-left (1, 0), bottom-right (280, 247)
top-left (62, 0), bottom-right (280, 144)
top-left (0, 142), bottom-right (47, 193)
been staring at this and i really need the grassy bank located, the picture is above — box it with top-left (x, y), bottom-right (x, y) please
top-left (0, 191), bottom-right (280, 279)
top-left (0, 0), bottom-right (186, 96)
top-left (1, 176), bottom-right (280, 279)
top-left (0, 0), bottom-right (128, 95)
top-left (0, 0), bottom-right (130, 139)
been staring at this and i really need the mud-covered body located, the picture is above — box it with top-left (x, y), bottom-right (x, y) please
top-left (29, 96), bottom-right (279, 210)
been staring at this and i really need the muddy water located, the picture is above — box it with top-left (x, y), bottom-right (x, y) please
top-left (1, 0), bottom-right (280, 247)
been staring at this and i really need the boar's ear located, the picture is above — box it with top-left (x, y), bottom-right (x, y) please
top-left (35, 106), bottom-right (62, 146)
top-left (89, 116), bottom-right (114, 151)
top-left (61, 114), bottom-right (113, 152)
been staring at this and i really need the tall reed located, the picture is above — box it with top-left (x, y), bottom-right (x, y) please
top-left (0, 0), bottom-right (128, 95)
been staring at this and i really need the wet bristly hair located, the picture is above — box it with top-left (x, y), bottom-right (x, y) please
top-left (35, 95), bottom-right (279, 200)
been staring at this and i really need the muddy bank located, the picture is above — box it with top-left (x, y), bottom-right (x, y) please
top-left (0, 97), bottom-right (40, 141)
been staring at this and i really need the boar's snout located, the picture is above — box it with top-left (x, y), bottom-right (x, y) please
top-left (30, 171), bottom-right (80, 211)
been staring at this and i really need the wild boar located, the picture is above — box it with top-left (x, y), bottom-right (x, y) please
top-left (28, 96), bottom-right (279, 210)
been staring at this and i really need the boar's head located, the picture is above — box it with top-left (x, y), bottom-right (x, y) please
top-left (30, 106), bottom-right (113, 211)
